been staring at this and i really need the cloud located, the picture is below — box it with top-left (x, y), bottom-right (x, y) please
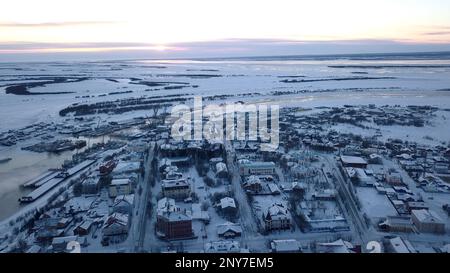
top-left (1, 38), bottom-right (450, 62)
top-left (0, 21), bottom-right (117, 27)
top-left (422, 31), bottom-right (450, 36)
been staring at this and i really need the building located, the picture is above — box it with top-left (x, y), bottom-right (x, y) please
top-left (103, 212), bottom-right (129, 236)
top-left (387, 236), bottom-right (416, 253)
top-left (385, 170), bottom-right (404, 186)
top-left (109, 178), bottom-right (132, 198)
top-left (316, 239), bottom-right (355, 253)
top-left (271, 239), bottom-right (301, 253)
top-left (340, 155), bottom-right (368, 168)
top-left (406, 202), bottom-right (428, 213)
top-left (217, 222), bottom-right (243, 238)
top-left (73, 220), bottom-right (94, 236)
top-left (215, 162), bottom-right (228, 178)
top-left (204, 240), bottom-right (246, 253)
top-left (51, 236), bottom-right (81, 253)
top-left (161, 179), bottom-right (190, 200)
top-left (156, 211), bottom-right (193, 239)
top-left (219, 197), bottom-right (237, 214)
top-left (112, 194), bottom-right (135, 215)
top-left (191, 203), bottom-right (210, 223)
top-left (243, 175), bottom-right (263, 193)
top-left (99, 160), bottom-right (117, 176)
top-left (411, 209), bottom-right (445, 234)
top-left (81, 177), bottom-right (100, 194)
top-left (26, 245), bottom-right (42, 253)
top-left (239, 161), bottom-right (276, 176)
top-left (263, 203), bottom-right (291, 231)
top-left (378, 216), bottom-right (415, 233)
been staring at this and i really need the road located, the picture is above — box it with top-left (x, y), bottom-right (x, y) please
top-left (322, 154), bottom-right (369, 244)
top-left (131, 142), bottom-right (155, 252)
top-left (224, 141), bottom-right (260, 242)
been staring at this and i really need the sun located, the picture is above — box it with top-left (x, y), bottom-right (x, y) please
top-left (151, 45), bottom-right (169, 51)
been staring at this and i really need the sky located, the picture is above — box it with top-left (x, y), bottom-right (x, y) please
top-left (1, 0), bottom-right (450, 61)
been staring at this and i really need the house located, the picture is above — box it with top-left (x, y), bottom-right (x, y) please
top-left (340, 155), bottom-right (368, 168)
top-left (316, 239), bottom-right (355, 253)
top-left (112, 194), bottom-right (135, 215)
top-left (217, 222), bottom-right (242, 238)
top-left (161, 179), bottom-right (190, 200)
top-left (263, 203), bottom-right (291, 231)
top-left (215, 162), bottom-right (228, 178)
top-left (165, 170), bottom-right (182, 180)
top-left (73, 220), bottom-right (94, 236)
top-left (156, 211), bottom-right (193, 239)
top-left (411, 209), bottom-right (445, 234)
top-left (205, 240), bottom-right (246, 253)
top-left (81, 177), bottom-right (100, 194)
top-left (219, 197), bottom-right (237, 214)
top-left (239, 161), bottom-right (276, 176)
top-left (270, 239), bottom-right (301, 253)
top-left (99, 160), bottom-right (117, 176)
top-left (103, 212), bottom-right (129, 236)
top-left (243, 175), bottom-right (263, 193)
top-left (109, 178), bottom-right (132, 198)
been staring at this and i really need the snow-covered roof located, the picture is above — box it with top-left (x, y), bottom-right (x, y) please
top-left (52, 235), bottom-right (78, 245)
top-left (411, 209), bottom-right (444, 224)
top-left (217, 222), bottom-right (243, 236)
top-left (205, 240), bottom-right (241, 253)
top-left (164, 211), bottom-right (191, 222)
top-left (104, 212), bottom-right (129, 228)
top-left (265, 203), bottom-right (290, 220)
top-left (216, 162), bottom-right (228, 174)
top-left (271, 239), bottom-right (300, 252)
top-left (340, 155), bottom-right (367, 165)
top-left (157, 197), bottom-right (178, 215)
top-left (162, 179), bottom-right (189, 189)
top-left (113, 194), bottom-right (135, 207)
top-left (240, 161), bottom-right (275, 168)
top-left (112, 161), bottom-right (140, 174)
top-left (220, 197), bottom-right (236, 209)
top-left (111, 178), bottom-right (131, 186)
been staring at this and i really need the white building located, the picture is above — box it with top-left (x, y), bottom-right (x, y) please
top-left (103, 212), bottom-right (129, 236)
top-left (411, 209), bottom-right (445, 234)
top-left (263, 203), bottom-right (291, 231)
top-left (271, 239), bottom-right (301, 253)
top-left (109, 178), bottom-right (132, 198)
top-left (112, 194), bottom-right (135, 215)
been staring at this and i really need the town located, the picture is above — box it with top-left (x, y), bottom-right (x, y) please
top-left (1, 102), bottom-right (450, 254)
